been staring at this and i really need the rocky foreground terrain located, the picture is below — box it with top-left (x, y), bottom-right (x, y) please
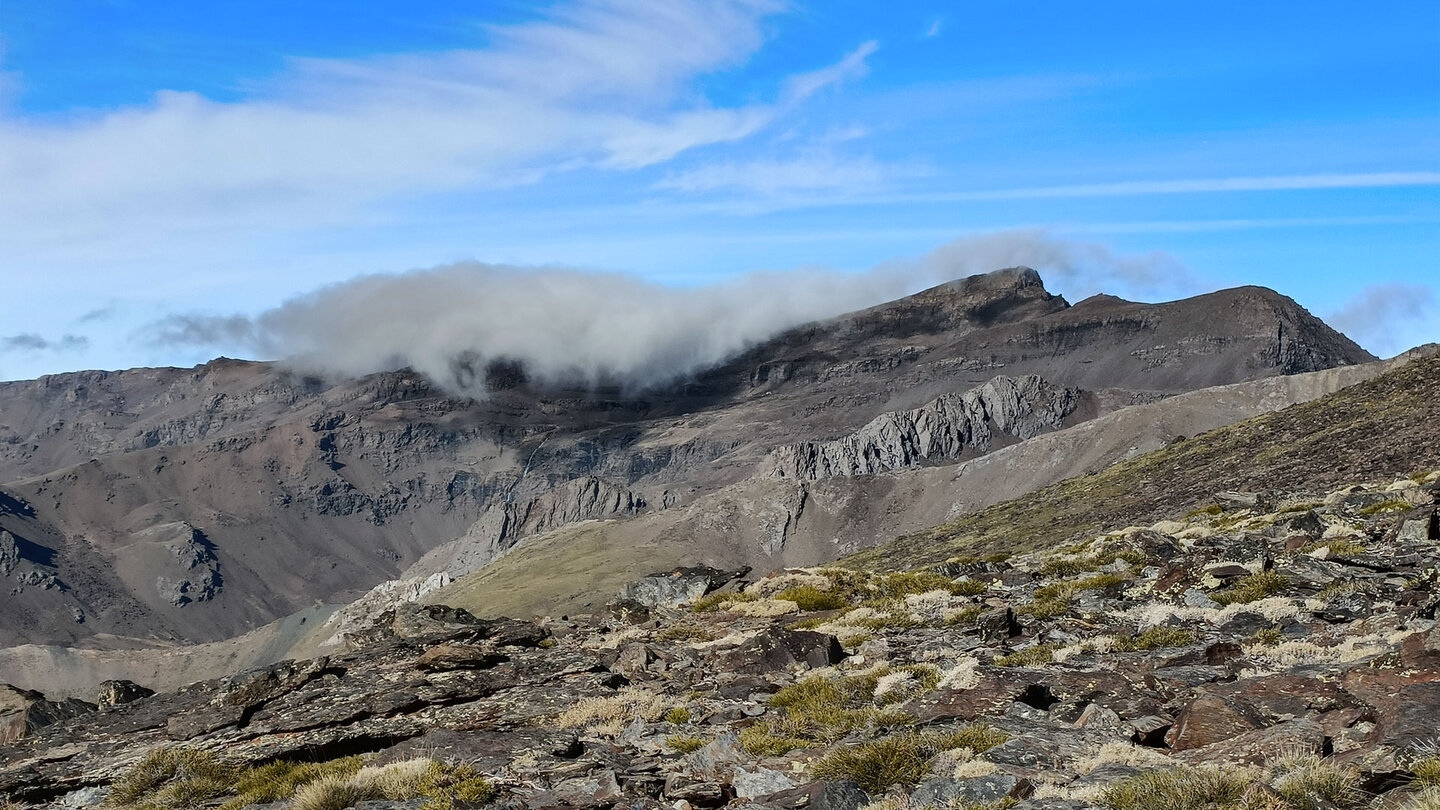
top-left (2, 467), bottom-right (1438, 810)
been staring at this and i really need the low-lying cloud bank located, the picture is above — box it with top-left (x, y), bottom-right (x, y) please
top-left (147, 230), bottom-right (1190, 395)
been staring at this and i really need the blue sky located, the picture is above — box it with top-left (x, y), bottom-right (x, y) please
top-left (1, 0), bottom-right (1437, 381)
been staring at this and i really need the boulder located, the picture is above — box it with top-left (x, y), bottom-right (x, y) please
top-left (716, 629), bottom-right (845, 674)
top-left (621, 566), bottom-right (751, 608)
top-left (95, 680), bottom-right (154, 710)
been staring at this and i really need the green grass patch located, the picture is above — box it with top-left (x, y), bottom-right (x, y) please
top-left (812, 726), bottom-right (1007, 795)
top-left (1185, 504), bottom-right (1225, 519)
top-left (992, 644), bottom-right (1059, 668)
top-left (108, 748), bottom-right (236, 809)
top-left (775, 585), bottom-right (852, 611)
top-left (1116, 627), bottom-right (1199, 651)
top-left (1212, 570), bottom-right (1289, 606)
top-left (665, 734), bottom-right (710, 754)
top-left (662, 707), bottom-right (691, 725)
top-left (1299, 539), bottom-right (1367, 557)
top-left (1413, 757), bottom-right (1440, 788)
top-left (1096, 767), bottom-right (1252, 810)
top-left (1019, 573), bottom-right (1126, 620)
top-left (691, 590), bottom-right (757, 612)
top-left (740, 669), bottom-right (919, 754)
top-left (945, 606), bottom-right (985, 626)
top-left (107, 749), bottom-right (493, 810)
top-left (1359, 499), bottom-right (1412, 516)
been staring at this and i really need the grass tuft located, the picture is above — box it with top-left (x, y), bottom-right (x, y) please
top-left (665, 734), bottom-right (711, 754)
top-left (691, 590), bottom-right (757, 612)
top-left (812, 726), bottom-right (1007, 795)
top-left (1212, 571), bottom-right (1289, 605)
top-left (992, 644), bottom-right (1059, 667)
top-left (1116, 626), bottom-right (1199, 651)
top-left (1358, 499), bottom-right (1412, 516)
top-left (774, 584), bottom-right (851, 611)
top-left (1096, 767), bottom-right (1252, 810)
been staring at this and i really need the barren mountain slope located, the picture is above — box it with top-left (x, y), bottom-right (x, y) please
top-left (421, 350), bottom-right (1423, 622)
top-left (847, 349), bottom-right (1440, 570)
top-left (0, 270), bottom-right (1373, 647)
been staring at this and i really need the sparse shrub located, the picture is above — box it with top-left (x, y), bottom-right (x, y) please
top-left (983, 553), bottom-right (1011, 564)
top-left (1116, 626), bottom-right (1198, 651)
top-left (813, 726), bottom-right (1007, 794)
top-left (776, 584), bottom-right (851, 611)
top-left (663, 707), bottom-right (691, 725)
top-left (1096, 766), bottom-right (1252, 810)
top-left (665, 734), bottom-right (710, 754)
top-left (992, 644), bottom-right (1058, 667)
top-left (1212, 571), bottom-right (1289, 605)
top-left (691, 590), bottom-right (756, 612)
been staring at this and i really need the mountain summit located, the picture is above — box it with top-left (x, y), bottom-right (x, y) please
top-left (0, 270), bottom-right (1376, 652)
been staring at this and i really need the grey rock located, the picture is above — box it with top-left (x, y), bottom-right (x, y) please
top-left (733, 768), bottom-right (797, 799)
top-left (621, 566), bottom-right (750, 608)
top-left (912, 774), bottom-right (1030, 806)
top-left (810, 781), bottom-right (869, 810)
top-left (768, 375), bottom-right (1081, 480)
top-left (95, 680), bottom-right (153, 710)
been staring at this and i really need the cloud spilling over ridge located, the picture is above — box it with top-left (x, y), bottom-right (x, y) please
top-left (147, 230), bottom-right (1192, 394)
top-left (1329, 283), bottom-right (1437, 358)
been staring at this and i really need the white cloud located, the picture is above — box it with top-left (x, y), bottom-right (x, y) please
top-left (143, 229), bottom-right (1193, 394)
top-left (1328, 282), bottom-right (1438, 358)
top-left (0, 0), bottom-right (879, 255)
top-left (652, 153), bottom-right (898, 195)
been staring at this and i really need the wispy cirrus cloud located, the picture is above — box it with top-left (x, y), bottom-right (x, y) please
top-left (653, 153), bottom-right (903, 195)
top-left (0, 0), bottom-right (877, 255)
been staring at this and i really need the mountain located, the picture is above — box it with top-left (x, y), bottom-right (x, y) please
top-left (0, 269), bottom-right (1374, 651)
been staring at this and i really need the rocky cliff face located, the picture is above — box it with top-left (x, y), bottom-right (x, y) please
top-left (766, 375), bottom-right (1083, 480)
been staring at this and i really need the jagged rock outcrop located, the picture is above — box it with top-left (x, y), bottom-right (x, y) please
top-left (0, 685), bottom-right (94, 746)
top-left (767, 375), bottom-right (1082, 479)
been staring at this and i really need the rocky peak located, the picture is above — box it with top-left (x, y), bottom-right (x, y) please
top-left (834, 267), bottom-right (1069, 341)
